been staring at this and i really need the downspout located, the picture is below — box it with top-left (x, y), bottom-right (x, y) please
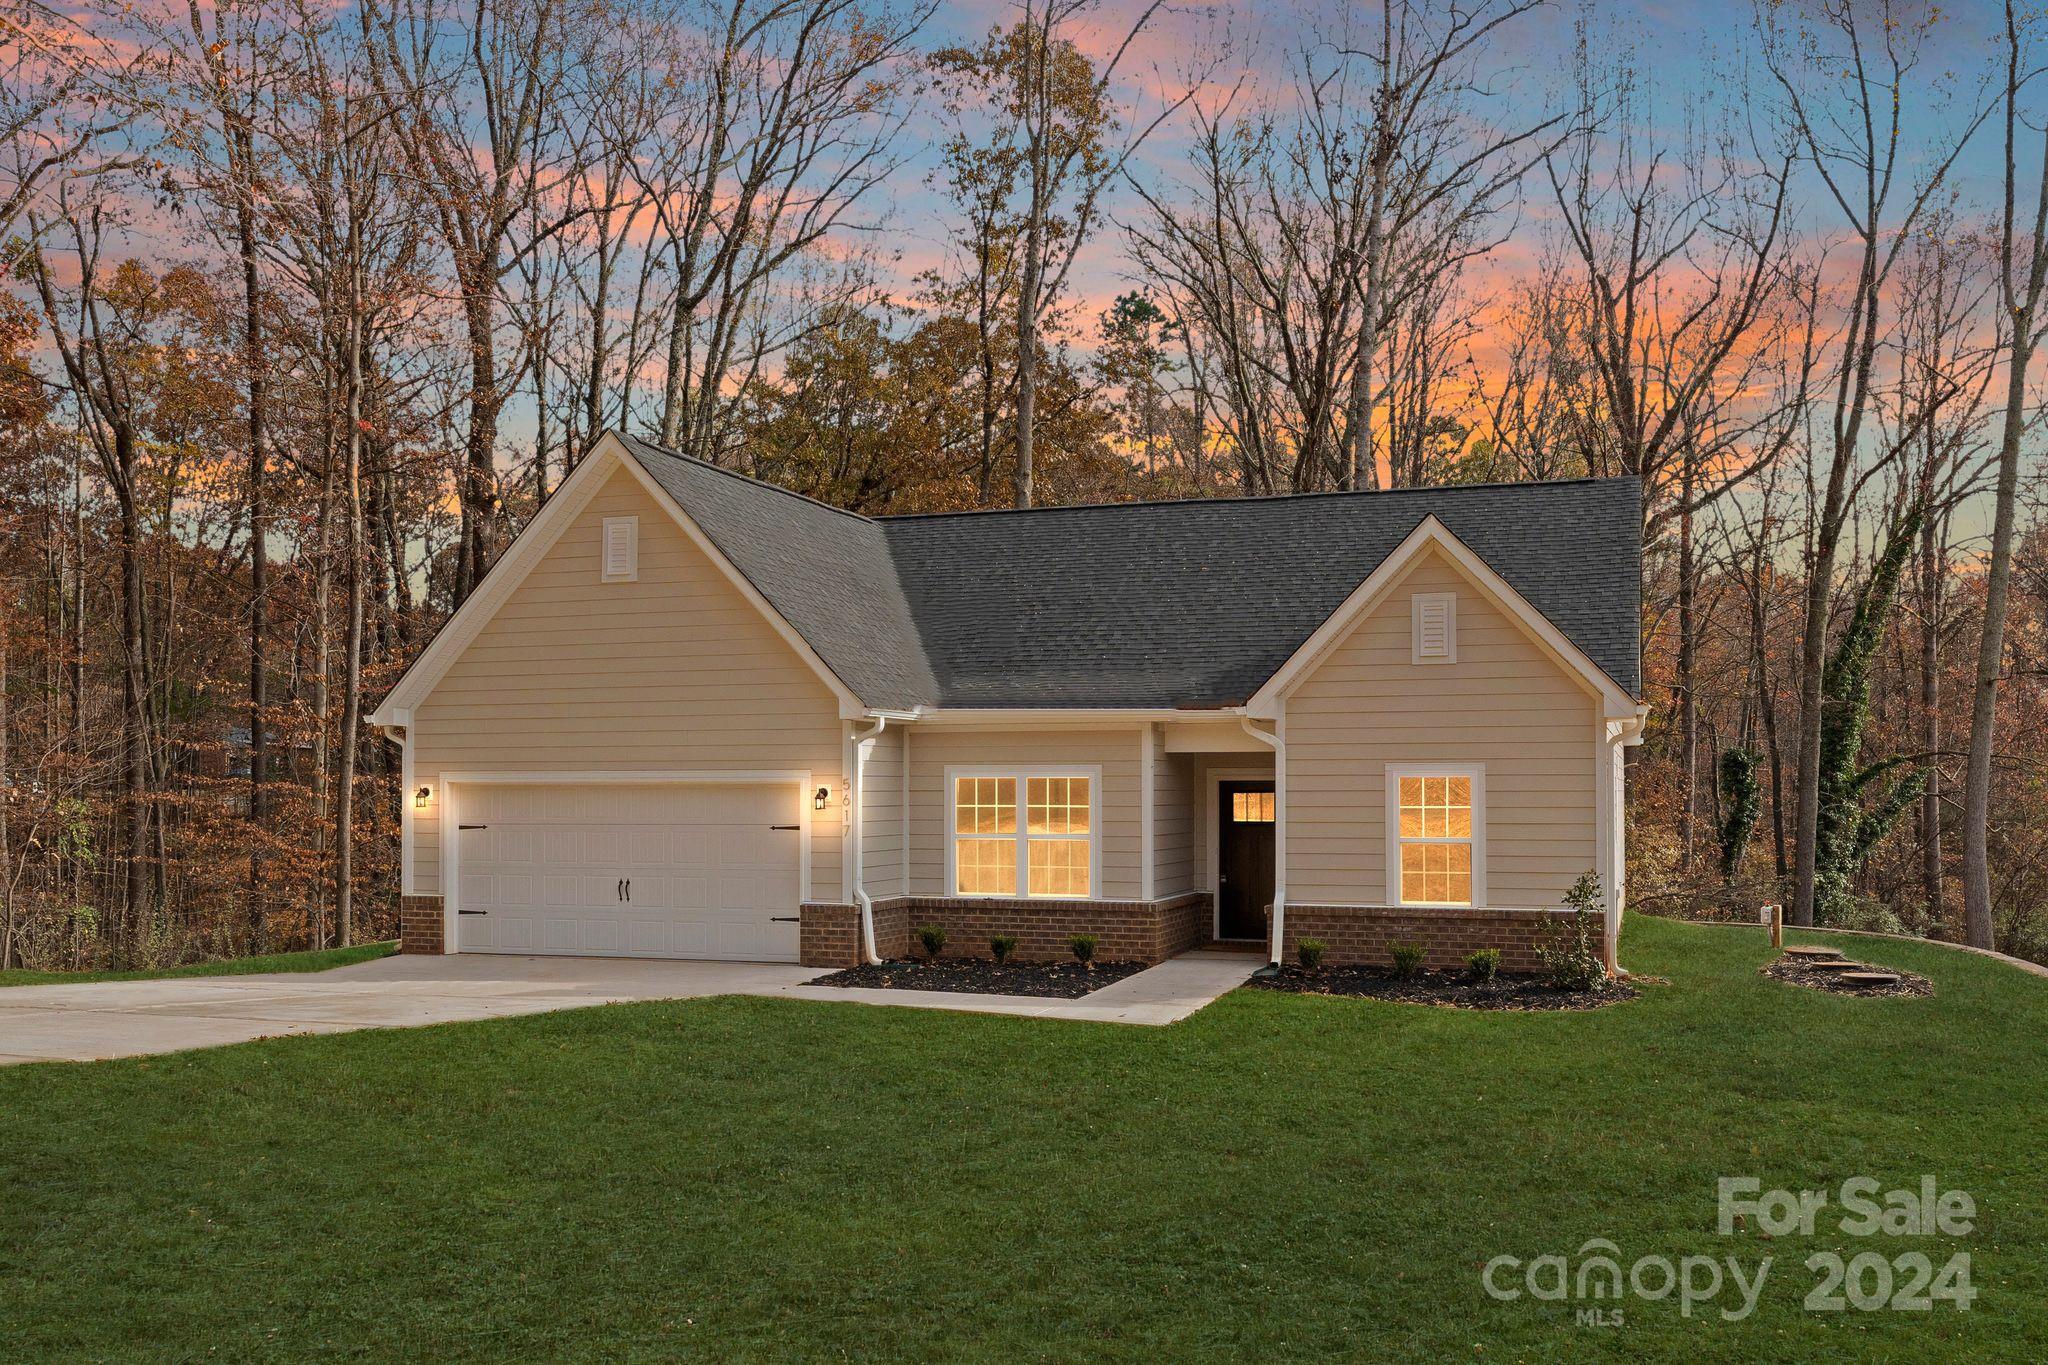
top-left (1240, 713), bottom-right (1285, 966)
top-left (850, 715), bottom-right (888, 965)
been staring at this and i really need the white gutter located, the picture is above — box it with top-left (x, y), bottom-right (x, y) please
top-left (850, 715), bottom-right (889, 965)
top-left (1239, 713), bottom-right (1286, 965)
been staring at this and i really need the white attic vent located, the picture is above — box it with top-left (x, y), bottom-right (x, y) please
top-left (601, 516), bottom-right (638, 582)
top-left (1411, 592), bottom-right (1456, 664)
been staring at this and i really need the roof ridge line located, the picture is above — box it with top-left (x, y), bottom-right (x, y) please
top-left (873, 474), bottom-right (1635, 522)
top-left (615, 431), bottom-right (881, 527)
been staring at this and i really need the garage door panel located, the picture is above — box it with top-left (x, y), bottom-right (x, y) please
top-left (454, 782), bottom-right (802, 962)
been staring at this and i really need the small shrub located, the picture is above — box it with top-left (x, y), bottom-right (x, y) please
top-left (916, 923), bottom-right (947, 960)
top-left (989, 934), bottom-right (1018, 964)
top-left (1537, 871), bottom-right (1606, 991)
top-left (1069, 933), bottom-right (1099, 964)
top-left (1390, 941), bottom-right (1426, 979)
top-left (1466, 947), bottom-right (1501, 982)
top-left (1296, 937), bottom-right (1327, 971)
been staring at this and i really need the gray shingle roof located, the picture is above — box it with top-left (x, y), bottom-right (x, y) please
top-left (619, 434), bottom-right (1641, 710)
top-left (620, 434), bottom-right (936, 708)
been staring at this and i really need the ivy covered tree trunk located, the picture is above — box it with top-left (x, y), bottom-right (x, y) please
top-left (1814, 504), bottom-right (1929, 923)
top-left (1716, 748), bottom-right (1763, 882)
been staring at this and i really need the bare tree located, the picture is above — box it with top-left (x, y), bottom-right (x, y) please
top-left (992, 0), bottom-right (1194, 506)
top-left (27, 197), bottom-right (155, 960)
top-left (0, 0), bottom-right (151, 265)
top-left (1761, 0), bottom-right (1994, 926)
top-left (1964, 0), bottom-right (2048, 950)
top-left (632, 0), bottom-right (933, 463)
top-left (1334, 0), bottom-right (1560, 491)
top-left (363, 0), bottom-right (588, 603)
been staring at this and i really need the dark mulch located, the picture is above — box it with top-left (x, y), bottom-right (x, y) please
top-left (811, 957), bottom-right (1147, 999)
top-left (1245, 964), bottom-right (1635, 1011)
top-left (1762, 954), bottom-right (1933, 999)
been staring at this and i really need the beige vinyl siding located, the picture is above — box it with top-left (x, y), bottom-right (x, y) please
top-left (411, 467), bottom-right (846, 898)
top-left (906, 728), bottom-right (1141, 900)
top-left (1152, 739), bottom-right (1195, 897)
top-left (1285, 547), bottom-right (1597, 908)
top-left (860, 722), bottom-right (907, 899)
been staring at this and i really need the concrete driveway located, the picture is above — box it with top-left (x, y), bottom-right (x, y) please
top-left (0, 954), bottom-right (826, 1065)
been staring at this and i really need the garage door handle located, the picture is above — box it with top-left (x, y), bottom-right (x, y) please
top-left (770, 824), bottom-right (799, 831)
top-left (617, 878), bottom-right (624, 902)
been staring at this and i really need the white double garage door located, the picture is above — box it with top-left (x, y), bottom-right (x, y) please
top-left (451, 782), bottom-right (805, 962)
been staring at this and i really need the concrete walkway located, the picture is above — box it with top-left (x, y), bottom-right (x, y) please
top-left (0, 947), bottom-right (1264, 1065)
top-left (784, 947), bottom-right (1264, 1025)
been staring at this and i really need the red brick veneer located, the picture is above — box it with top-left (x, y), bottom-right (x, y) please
top-left (1279, 905), bottom-right (1574, 973)
top-left (399, 895), bottom-right (445, 954)
top-left (799, 893), bottom-right (1211, 968)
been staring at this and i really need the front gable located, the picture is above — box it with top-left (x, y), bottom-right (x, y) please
top-left (399, 463), bottom-right (852, 899)
top-left (1244, 515), bottom-right (1637, 720)
top-left (1282, 539), bottom-right (1605, 910)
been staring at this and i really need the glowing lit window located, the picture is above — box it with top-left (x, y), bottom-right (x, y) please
top-left (951, 771), bottom-right (1094, 897)
top-left (1390, 771), bottom-right (1480, 907)
top-left (1230, 790), bottom-right (1275, 823)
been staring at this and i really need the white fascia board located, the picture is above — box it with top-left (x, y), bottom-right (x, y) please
top-left (1243, 515), bottom-right (1636, 719)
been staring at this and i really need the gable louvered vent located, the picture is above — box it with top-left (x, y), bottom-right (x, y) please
top-left (602, 516), bottom-right (639, 582)
top-left (1411, 592), bottom-right (1456, 664)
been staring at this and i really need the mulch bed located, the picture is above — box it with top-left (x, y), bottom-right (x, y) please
top-left (1762, 954), bottom-right (1933, 999)
top-left (1245, 965), bottom-right (1635, 1011)
top-left (811, 958), bottom-right (1147, 999)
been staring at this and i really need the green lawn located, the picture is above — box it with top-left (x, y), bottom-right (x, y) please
top-left (1, 916), bottom-right (2041, 1361)
top-left (0, 940), bottom-right (395, 988)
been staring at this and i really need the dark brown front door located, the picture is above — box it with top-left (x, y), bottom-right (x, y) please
top-left (1217, 780), bottom-right (1276, 941)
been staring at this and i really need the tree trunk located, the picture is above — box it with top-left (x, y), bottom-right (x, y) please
top-left (1677, 456), bottom-right (1697, 874)
top-left (337, 323), bottom-right (367, 950)
top-left (1015, 239), bottom-right (1041, 508)
top-left (457, 291), bottom-right (500, 604)
top-left (1962, 329), bottom-right (2031, 949)
top-left (1, 615), bottom-right (12, 971)
top-left (1918, 506), bottom-right (1943, 921)
top-left (1789, 550), bottom-right (1832, 927)
top-left (238, 137), bottom-right (271, 953)
top-left (115, 432), bottom-right (151, 962)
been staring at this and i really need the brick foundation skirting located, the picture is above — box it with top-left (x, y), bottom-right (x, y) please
top-left (800, 893), bottom-right (1212, 969)
top-left (399, 895), bottom-right (446, 954)
top-left (1280, 905), bottom-right (1575, 973)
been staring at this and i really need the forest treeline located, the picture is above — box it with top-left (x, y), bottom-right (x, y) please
top-left (5, 0), bottom-right (2048, 970)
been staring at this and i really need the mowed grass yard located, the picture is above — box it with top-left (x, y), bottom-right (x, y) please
top-left (1, 916), bottom-right (2042, 1361)
top-left (0, 941), bottom-right (395, 988)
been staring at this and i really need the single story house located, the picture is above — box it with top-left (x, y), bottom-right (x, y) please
top-left (369, 431), bottom-right (1647, 974)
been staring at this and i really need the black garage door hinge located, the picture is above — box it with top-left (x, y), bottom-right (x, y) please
top-left (769, 824), bottom-right (799, 831)
top-left (459, 824), bottom-right (488, 830)
top-left (458, 909), bottom-right (488, 916)
top-left (770, 916), bottom-right (799, 923)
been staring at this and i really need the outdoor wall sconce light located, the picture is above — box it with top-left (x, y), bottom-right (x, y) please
top-left (415, 785), bottom-right (432, 809)
top-left (814, 785), bottom-right (830, 811)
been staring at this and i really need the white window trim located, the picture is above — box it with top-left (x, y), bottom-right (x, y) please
top-left (945, 764), bottom-right (1103, 900)
top-left (1411, 591), bottom-right (1457, 664)
top-left (601, 515), bottom-right (639, 582)
top-left (1384, 763), bottom-right (1486, 908)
